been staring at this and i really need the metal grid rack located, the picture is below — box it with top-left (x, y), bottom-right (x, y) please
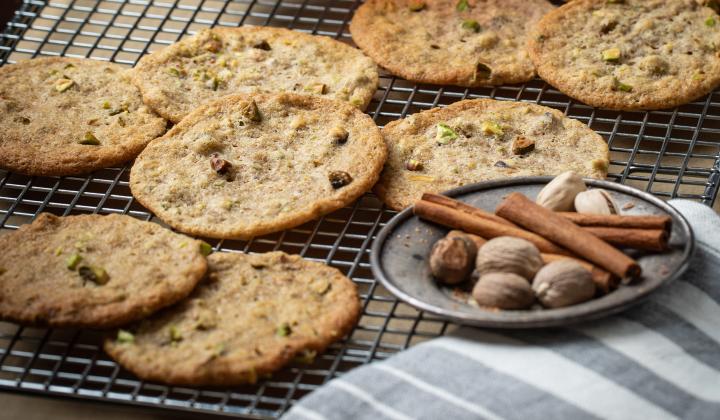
top-left (0, 0), bottom-right (719, 418)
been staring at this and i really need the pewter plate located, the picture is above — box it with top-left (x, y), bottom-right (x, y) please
top-left (370, 177), bottom-right (694, 328)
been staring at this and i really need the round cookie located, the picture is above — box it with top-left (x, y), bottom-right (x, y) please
top-left (131, 27), bottom-right (379, 123)
top-left (375, 99), bottom-right (609, 210)
top-left (0, 57), bottom-right (167, 176)
top-left (349, 0), bottom-right (554, 87)
top-left (130, 93), bottom-right (387, 239)
top-left (0, 213), bottom-right (208, 328)
top-left (104, 251), bottom-right (361, 386)
top-left (528, 0), bottom-right (720, 110)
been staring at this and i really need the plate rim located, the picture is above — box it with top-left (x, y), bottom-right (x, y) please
top-left (370, 176), bottom-right (695, 328)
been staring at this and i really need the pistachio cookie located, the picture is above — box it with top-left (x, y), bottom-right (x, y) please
top-left (0, 57), bottom-right (166, 176)
top-left (131, 27), bottom-right (378, 123)
top-left (130, 93), bottom-right (386, 239)
top-left (375, 99), bottom-right (609, 210)
top-left (0, 213), bottom-right (207, 328)
top-left (349, 0), bottom-right (554, 87)
top-left (104, 252), bottom-right (360, 386)
top-left (528, 0), bottom-right (720, 110)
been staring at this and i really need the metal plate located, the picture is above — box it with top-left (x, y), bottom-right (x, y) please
top-left (371, 177), bottom-right (694, 328)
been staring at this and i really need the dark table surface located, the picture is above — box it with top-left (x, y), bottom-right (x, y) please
top-left (1, 1), bottom-right (22, 31)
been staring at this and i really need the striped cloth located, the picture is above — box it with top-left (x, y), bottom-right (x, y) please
top-left (283, 200), bottom-right (720, 420)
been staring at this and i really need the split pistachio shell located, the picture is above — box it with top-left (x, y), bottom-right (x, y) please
top-left (574, 189), bottom-right (619, 215)
top-left (535, 171), bottom-right (587, 211)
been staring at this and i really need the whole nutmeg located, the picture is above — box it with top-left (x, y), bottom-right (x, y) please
top-left (536, 171), bottom-right (587, 211)
top-left (574, 189), bottom-right (619, 215)
top-left (472, 272), bottom-right (535, 310)
top-left (429, 235), bottom-right (478, 285)
top-left (476, 236), bottom-right (543, 281)
top-left (532, 260), bottom-right (596, 308)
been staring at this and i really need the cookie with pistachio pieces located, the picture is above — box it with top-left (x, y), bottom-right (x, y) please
top-left (0, 57), bottom-right (167, 176)
top-left (130, 93), bottom-right (386, 239)
top-left (0, 213), bottom-right (208, 328)
top-left (104, 251), bottom-right (360, 386)
top-left (131, 26), bottom-right (379, 123)
top-left (349, 0), bottom-right (554, 87)
top-left (375, 98), bottom-right (609, 210)
top-left (528, 0), bottom-right (720, 110)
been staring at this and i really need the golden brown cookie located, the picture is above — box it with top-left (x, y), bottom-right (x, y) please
top-left (375, 99), bottom-right (609, 210)
top-left (104, 252), bottom-right (361, 386)
top-left (349, 0), bottom-right (554, 87)
top-left (0, 57), bottom-right (166, 176)
top-left (0, 213), bottom-right (207, 328)
top-left (528, 0), bottom-right (720, 110)
top-left (131, 27), bottom-right (379, 123)
top-left (130, 93), bottom-right (387, 239)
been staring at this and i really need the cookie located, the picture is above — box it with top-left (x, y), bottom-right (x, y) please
top-left (528, 0), bottom-right (720, 110)
top-left (0, 213), bottom-right (207, 328)
top-left (349, 0), bottom-right (554, 87)
top-left (104, 251), bottom-right (360, 386)
top-left (0, 57), bottom-right (167, 176)
top-left (130, 93), bottom-right (387, 239)
top-left (131, 27), bottom-right (379, 123)
top-left (375, 99), bottom-right (609, 210)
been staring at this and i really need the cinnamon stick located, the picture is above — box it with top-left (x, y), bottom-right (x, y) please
top-left (414, 200), bottom-right (570, 255)
top-left (584, 227), bottom-right (668, 252)
top-left (558, 212), bottom-right (671, 232)
top-left (422, 193), bottom-right (517, 227)
top-left (496, 193), bottom-right (641, 280)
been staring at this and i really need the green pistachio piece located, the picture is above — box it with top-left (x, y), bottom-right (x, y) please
top-left (169, 325), bottom-right (183, 342)
top-left (54, 247), bottom-right (63, 256)
top-left (456, 0), bottom-right (469, 12)
top-left (436, 123), bottom-right (458, 145)
top-left (480, 121), bottom-right (504, 136)
top-left (167, 67), bottom-right (181, 77)
top-left (706, 17), bottom-right (716, 27)
top-left (601, 47), bottom-right (621, 61)
top-left (461, 19), bottom-right (481, 32)
top-left (78, 132), bottom-right (100, 145)
top-left (292, 349), bottom-right (317, 365)
top-left (408, 1), bottom-right (425, 11)
top-left (612, 77), bottom-right (633, 92)
top-left (79, 265), bottom-right (110, 285)
top-left (117, 329), bottom-right (134, 344)
top-left (473, 62), bottom-right (492, 81)
top-left (276, 323), bottom-right (292, 337)
top-left (406, 159), bottom-right (423, 171)
top-left (199, 241), bottom-right (213, 256)
top-left (55, 78), bottom-right (74, 92)
top-left (66, 254), bottom-right (82, 270)
top-left (102, 100), bottom-right (111, 109)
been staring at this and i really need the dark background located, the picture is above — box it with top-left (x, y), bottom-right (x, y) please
top-left (1, 1), bottom-right (22, 30)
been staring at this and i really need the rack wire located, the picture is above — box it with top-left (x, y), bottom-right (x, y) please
top-left (1, 0), bottom-right (719, 418)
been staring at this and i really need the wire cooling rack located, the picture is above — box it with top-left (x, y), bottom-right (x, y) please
top-left (1, 0), bottom-right (720, 418)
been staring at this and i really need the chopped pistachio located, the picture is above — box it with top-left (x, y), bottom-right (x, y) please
top-left (79, 265), bottom-right (110, 285)
top-left (199, 241), bottom-right (213, 256)
top-left (102, 100), bottom-right (111, 109)
top-left (54, 247), bottom-right (63, 256)
top-left (350, 98), bottom-right (364, 107)
top-left (601, 47), bottom-right (621, 61)
top-left (117, 329), bottom-right (134, 344)
top-left (494, 161), bottom-right (510, 168)
top-left (276, 323), bottom-right (292, 337)
top-left (239, 99), bottom-right (262, 122)
top-left (592, 158), bottom-right (609, 172)
top-left (612, 77), bottom-right (633, 92)
top-left (66, 254), bottom-right (82, 270)
top-left (179, 241), bottom-right (188, 248)
top-left (706, 17), bottom-right (717, 27)
top-left (212, 76), bottom-right (220, 91)
top-left (473, 62), bottom-right (492, 81)
top-left (78, 132), bottom-right (100, 145)
top-left (292, 349), bottom-right (317, 364)
top-left (511, 135), bottom-right (535, 155)
top-left (693, 72), bottom-right (705, 81)
top-left (408, 1), bottom-right (425, 11)
top-left (456, 0), bottom-right (469, 12)
top-left (64, 63), bottom-right (75, 69)
top-left (461, 19), bottom-right (481, 32)
top-left (307, 83), bottom-right (327, 94)
top-left (54, 78), bottom-right (74, 92)
top-left (169, 325), bottom-right (183, 342)
top-left (330, 127), bottom-right (349, 145)
top-left (406, 159), bottom-right (423, 171)
top-left (480, 121), bottom-right (503, 136)
top-left (436, 123), bottom-right (458, 144)
top-left (253, 40), bottom-right (272, 51)
top-left (329, 171), bottom-right (353, 189)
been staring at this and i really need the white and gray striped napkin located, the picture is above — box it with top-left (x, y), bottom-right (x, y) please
top-left (283, 200), bottom-right (720, 420)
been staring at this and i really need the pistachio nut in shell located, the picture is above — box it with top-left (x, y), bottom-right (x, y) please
top-left (536, 171), bottom-right (587, 211)
top-left (574, 189), bottom-right (619, 215)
